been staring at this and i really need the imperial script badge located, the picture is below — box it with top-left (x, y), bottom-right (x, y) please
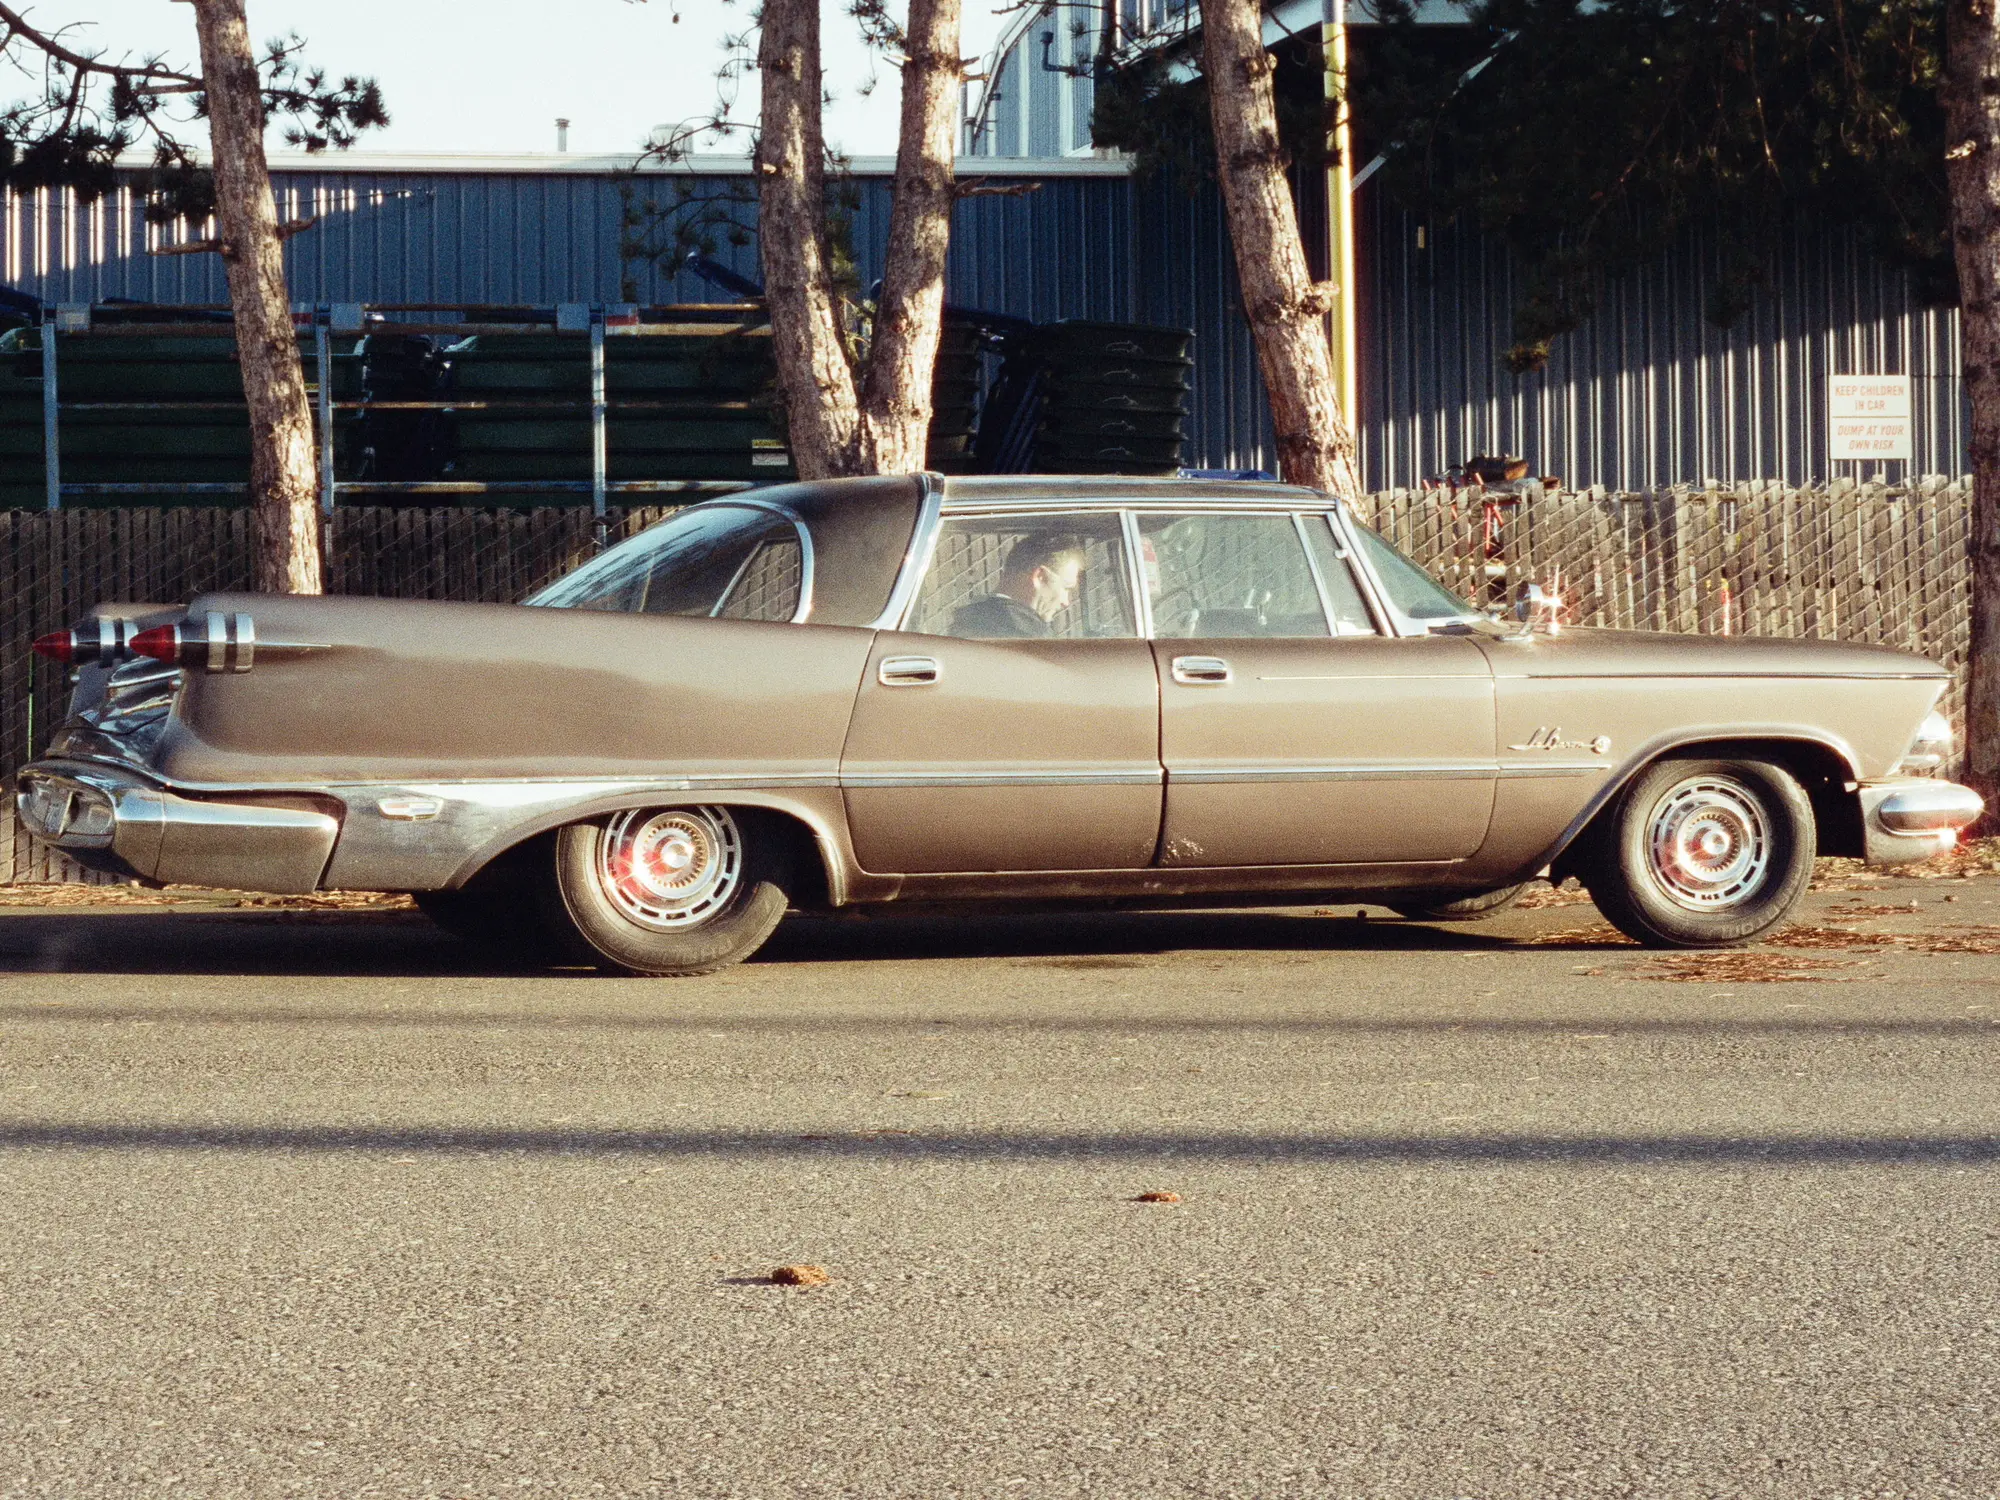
top-left (1509, 726), bottom-right (1613, 755)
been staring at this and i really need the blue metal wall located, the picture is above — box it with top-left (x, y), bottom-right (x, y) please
top-left (1359, 197), bottom-right (1967, 490)
top-left (0, 166), bottom-right (1966, 489)
top-left (0, 167), bottom-right (1271, 477)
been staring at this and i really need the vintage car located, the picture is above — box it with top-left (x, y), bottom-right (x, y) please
top-left (15, 474), bottom-right (1985, 974)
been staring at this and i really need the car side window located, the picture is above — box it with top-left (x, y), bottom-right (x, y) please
top-left (907, 513), bottom-right (1137, 640)
top-left (1299, 515), bottom-right (1383, 637)
top-left (530, 503), bottom-right (802, 618)
top-left (1138, 512), bottom-right (1331, 638)
top-left (714, 534), bottom-right (804, 622)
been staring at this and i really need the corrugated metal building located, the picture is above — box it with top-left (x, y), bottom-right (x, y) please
top-left (963, 2), bottom-right (1970, 489)
top-left (0, 144), bottom-right (1967, 489)
top-left (0, 154), bottom-right (1279, 479)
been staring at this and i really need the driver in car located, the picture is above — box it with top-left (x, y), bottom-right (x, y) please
top-left (950, 533), bottom-right (1087, 638)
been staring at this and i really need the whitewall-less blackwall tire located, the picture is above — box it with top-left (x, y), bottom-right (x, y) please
top-left (1583, 758), bottom-right (1816, 948)
top-left (542, 806), bottom-right (791, 976)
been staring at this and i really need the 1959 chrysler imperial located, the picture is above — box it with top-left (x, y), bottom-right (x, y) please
top-left (14, 475), bottom-right (1986, 974)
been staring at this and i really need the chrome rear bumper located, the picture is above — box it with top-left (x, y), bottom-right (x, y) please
top-left (1858, 778), bottom-right (1985, 865)
top-left (14, 762), bottom-right (338, 893)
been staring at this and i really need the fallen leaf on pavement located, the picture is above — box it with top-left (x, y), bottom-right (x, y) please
top-left (1639, 953), bottom-right (1863, 983)
top-left (1133, 1191), bottom-right (1181, 1204)
top-left (1769, 925), bottom-right (1903, 949)
top-left (1523, 923), bottom-right (1634, 946)
top-left (770, 1264), bottom-right (831, 1287)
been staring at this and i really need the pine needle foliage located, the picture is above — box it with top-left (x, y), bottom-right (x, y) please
top-left (1351, 0), bottom-right (1949, 372)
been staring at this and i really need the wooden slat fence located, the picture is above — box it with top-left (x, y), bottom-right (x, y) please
top-left (1361, 477), bottom-right (1971, 739)
top-left (1, 506), bottom-right (671, 883)
top-left (1, 483), bottom-right (1976, 882)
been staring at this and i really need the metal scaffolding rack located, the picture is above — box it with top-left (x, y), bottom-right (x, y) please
top-left (33, 301), bottom-right (771, 516)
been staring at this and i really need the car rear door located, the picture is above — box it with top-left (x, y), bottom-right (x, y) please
top-left (839, 509), bottom-right (1162, 874)
top-left (1143, 508), bottom-right (1498, 866)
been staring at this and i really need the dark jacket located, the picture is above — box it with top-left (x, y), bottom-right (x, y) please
top-left (948, 592), bottom-right (1048, 639)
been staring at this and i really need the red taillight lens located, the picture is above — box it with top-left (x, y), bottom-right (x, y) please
top-left (129, 625), bottom-right (181, 663)
top-left (31, 631), bottom-right (78, 664)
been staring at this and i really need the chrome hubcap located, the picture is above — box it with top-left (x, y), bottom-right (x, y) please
top-left (1646, 776), bottom-right (1772, 911)
top-left (595, 806), bottom-right (743, 930)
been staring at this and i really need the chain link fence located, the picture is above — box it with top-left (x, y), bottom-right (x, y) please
top-left (2, 481), bottom-right (1976, 883)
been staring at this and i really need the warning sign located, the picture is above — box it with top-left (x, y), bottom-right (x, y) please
top-left (1828, 375), bottom-right (1912, 461)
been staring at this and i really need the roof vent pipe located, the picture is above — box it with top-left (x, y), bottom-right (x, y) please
top-left (556, 118), bottom-right (570, 153)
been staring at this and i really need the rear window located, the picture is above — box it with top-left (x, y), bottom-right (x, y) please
top-left (528, 504), bottom-right (805, 621)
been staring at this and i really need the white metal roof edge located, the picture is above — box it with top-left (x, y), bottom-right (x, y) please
top-left (239, 150), bottom-right (1136, 177)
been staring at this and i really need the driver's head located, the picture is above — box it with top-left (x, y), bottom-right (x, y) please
top-left (998, 533), bottom-right (1087, 621)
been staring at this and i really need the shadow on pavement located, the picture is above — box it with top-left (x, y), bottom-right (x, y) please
top-left (0, 905), bottom-right (1620, 978)
top-left (0, 1119), bottom-right (1993, 1167)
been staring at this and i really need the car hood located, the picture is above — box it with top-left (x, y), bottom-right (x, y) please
top-left (1477, 627), bottom-right (1949, 680)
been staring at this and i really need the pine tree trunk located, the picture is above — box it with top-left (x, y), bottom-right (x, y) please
top-left (1201, 0), bottom-right (1362, 496)
top-left (857, 0), bottom-right (962, 474)
top-left (755, 0), bottom-right (863, 479)
top-left (1945, 0), bottom-right (2000, 821)
top-left (188, 0), bottom-right (321, 594)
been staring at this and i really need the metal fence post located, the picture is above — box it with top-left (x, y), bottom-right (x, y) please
top-left (316, 309), bottom-right (336, 517)
top-left (590, 310), bottom-right (609, 535)
top-left (40, 313), bottom-right (58, 511)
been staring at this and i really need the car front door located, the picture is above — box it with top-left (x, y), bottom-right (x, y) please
top-left (840, 509), bottom-right (1162, 874)
top-left (1143, 508), bottom-right (1498, 867)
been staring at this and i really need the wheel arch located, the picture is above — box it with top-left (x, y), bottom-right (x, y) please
top-left (442, 790), bottom-right (853, 911)
top-left (1543, 732), bottom-right (1861, 881)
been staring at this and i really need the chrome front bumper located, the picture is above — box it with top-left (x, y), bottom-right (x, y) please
top-left (15, 762), bottom-right (339, 893)
top-left (1858, 778), bottom-right (1986, 865)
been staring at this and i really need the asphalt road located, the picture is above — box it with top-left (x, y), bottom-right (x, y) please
top-left (2, 878), bottom-right (1998, 1498)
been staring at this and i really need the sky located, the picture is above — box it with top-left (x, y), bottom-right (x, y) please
top-left (4, 1), bottom-right (1016, 158)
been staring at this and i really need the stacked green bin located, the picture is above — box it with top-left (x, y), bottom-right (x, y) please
top-left (1029, 321), bottom-right (1193, 475)
top-left (442, 309), bottom-right (792, 502)
top-left (926, 320), bottom-right (986, 474)
top-left (0, 331), bottom-right (44, 509)
top-left (0, 326), bottom-right (363, 508)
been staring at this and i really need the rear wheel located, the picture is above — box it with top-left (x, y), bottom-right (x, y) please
top-left (541, 805), bottom-right (790, 976)
top-left (1389, 884), bottom-right (1528, 923)
top-left (1582, 757), bottom-right (1815, 948)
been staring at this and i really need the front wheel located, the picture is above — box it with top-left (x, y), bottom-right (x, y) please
top-left (1581, 758), bottom-right (1815, 948)
top-left (541, 806), bottom-right (790, 976)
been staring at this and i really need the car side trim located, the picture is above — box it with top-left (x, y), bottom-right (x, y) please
top-left (1173, 761), bottom-right (1608, 784)
top-left (1494, 671), bottom-right (1951, 682)
top-left (1174, 762), bottom-right (1491, 783)
top-left (842, 768), bottom-right (1163, 788)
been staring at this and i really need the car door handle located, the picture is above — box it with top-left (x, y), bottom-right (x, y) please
top-left (1171, 655), bottom-right (1233, 686)
top-left (879, 655), bottom-right (942, 686)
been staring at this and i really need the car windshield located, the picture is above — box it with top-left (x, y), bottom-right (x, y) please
top-left (526, 503), bottom-right (804, 620)
top-left (1348, 523), bottom-right (1482, 626)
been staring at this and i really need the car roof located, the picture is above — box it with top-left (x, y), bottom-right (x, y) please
top-left (935, 474), bottom-right (1331, 507)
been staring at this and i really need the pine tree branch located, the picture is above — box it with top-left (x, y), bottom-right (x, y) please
top-left (0, 3), bottom-right (202, 93)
